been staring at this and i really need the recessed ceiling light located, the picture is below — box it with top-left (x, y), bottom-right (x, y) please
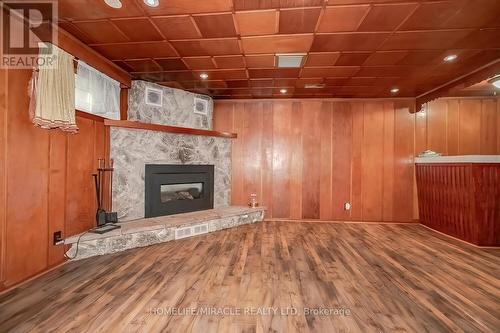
top-left (143, 0), bottom-right (159, 7)
top-left (390, 88), bottom-right (399, 94)
top-left (104, 0), bottom-right (122, 8)
top-left (200, 73), bottom-right (209, 80)
top-left (280, 89), bottom-right (288, 94)
top-left (489, 76), bottom-right (500, 89)
top-left (443, 54), bottom-right (458, 62)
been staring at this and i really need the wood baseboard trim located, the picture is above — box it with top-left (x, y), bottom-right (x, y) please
top-left (264, 218), bottom-right (417, 224)
top-left (0, 261), bottom-right (67, 295)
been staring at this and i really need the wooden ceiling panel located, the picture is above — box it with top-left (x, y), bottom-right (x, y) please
top-left (225, 80), bottom-right (249, 88)
top-left (157, 71), bottom-right (196, 81)
top-left (355, 66), bottom-right (415, 77)
top-left (193, 14), bottom-right (237, 38)
top-left (58, 0), bottom-right (143, 20)
top-left (279, 8), bottom-right (321, 34)
top-left (133, 71), bottom-right (195, 82)
top-left (442, 0), bottom-right (500, 29)
top-left (364, 51), bottom-right (408, 66)
top-left (317, 6), bottom-right (370, 32)
top-left (248, 69), bottom-right (300, 78)
top-left (357, 4), bottom-right (418, 32)
top-left (324, 78), bottom-right (349, 86)
top-left (335, 52), bottom-right (371, 66)
top-left (72, 21), bottom-right (128, 44)
top-left (344, 77), bottom-right (376, 86)
top-left (311, 33), bottom-right (390, 52)
top-left (242, 35), bottom-right (314, 54)
top-left (305, 53), bottom-right (341, 66)
top-left (152, 17), bottom-right (202, 39)
top-left (94, 42), bottom-right (178, 60)
top-left (159, 81), bottom-right (185, 89)
top-left (214, 56), bottom-right (246, 69)
top-left (124, 59), bottom-right (162, 72)
top-left (183, 57), bottom-right (216, 70)
top-left (113, 60), bottom-right (133, 72)
top-left (456, 29), bottom-right (500, 49)
top-left (58, 0), bottom-right (500, 99)
top-left (171, 39), bottom-right (241, 56)
top-left (249, 79), bottom-right (274, 87)
top-left (400, 2), bottom-right (460, 31)
top-left (234, 11), bottom-right (277, 36)
top-left (295, 78), bottom-right (325, 88)
top-left (274, 78), bottom-right (297, 87)
top-left (58, 22), bottom-right (93, 44)
top-left (397, 51), bottom-right (443, 66)
top-left (112, 19), bottom-right (163, 42)
top-left (180, 80), bottom-right (229, 89)
top-left (380, 30), bottom-right (474, 50)
top-left (155, 58), bottom-right (189, 71)
top-left (301, 67), bottom-right (360, 78)
top-left (139, 0), bottom-right (233, 15)
top-left (251, 88), bottom-right (274, 97)
top-left (193, 70), bottom-right (248, 80)
top-left (401, 0), bottom-right (500, 31)
top-left (245, 55), bottom-right (275, 68)
top-left (233, 0), bottom-right (323, 11)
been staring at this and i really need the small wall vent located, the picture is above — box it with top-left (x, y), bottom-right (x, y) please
top-left (174, 223), bottom-right (209, 240)
top-left (145, 87), bottom-right (162, 107)
top-left (194, 97), bottom-right (209, 115)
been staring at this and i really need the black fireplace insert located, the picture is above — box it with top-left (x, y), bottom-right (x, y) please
top-left (145, 164), bottom-right (214, 218)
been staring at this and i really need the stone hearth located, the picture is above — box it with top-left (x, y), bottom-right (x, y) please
top-left (65, 206), bottom-right (265, 260)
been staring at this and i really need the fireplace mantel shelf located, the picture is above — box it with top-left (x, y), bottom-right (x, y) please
top-left (104, 120), bottom-right (237, 139)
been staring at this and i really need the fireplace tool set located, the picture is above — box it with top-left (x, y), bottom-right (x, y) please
top-left (90, 158), bottom-right (120, 234)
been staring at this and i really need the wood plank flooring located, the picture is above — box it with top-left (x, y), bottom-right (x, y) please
top-left (0, 221), bottom-right (499, 333)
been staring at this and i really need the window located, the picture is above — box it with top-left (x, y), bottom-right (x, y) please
top-left (75, 61), bottom-right (120, 119)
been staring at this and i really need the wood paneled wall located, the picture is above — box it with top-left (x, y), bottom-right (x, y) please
top-left (0, 69), bottom-right (109, 291)
top-left (214, 99), bottom-right (417, 222)
top-left (215, 97), bottom-right (500, 223)
top-left (416, 98), bottom-right (500, 156)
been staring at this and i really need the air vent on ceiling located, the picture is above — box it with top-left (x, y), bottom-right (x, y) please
top-left (145, 87), bottom-right (162, 107)
top-left (174, 223), bottom-right (209, 240)
top-left (276, 53), bottom-right (306, 68)
top-left (194, 96), bottom-right (209, 115)
top-left (304, 83), bottom-right (326, 89)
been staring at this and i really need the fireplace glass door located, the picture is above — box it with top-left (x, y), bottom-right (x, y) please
top-left (145, 164), bottom-right (214, 218)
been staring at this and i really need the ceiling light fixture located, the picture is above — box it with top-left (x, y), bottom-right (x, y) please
top-left (489, 75), bottom-right (500, 89)
top-left (390, 88), bottom-right (400, 94)
top-left (276, 53), bottom-right (306, 68)
top-left (143, 0), bottom-right (159, 7)
top-left (200, 73), bottom-right (209, 80)
top-left (104, 0), bottom-right (122, 8)
top-left (280, 89), bottom-right (288, 94)
top-left (304, 83), bottom-right (326, 89)
top-left (443, 54), bottom-right (458, 62)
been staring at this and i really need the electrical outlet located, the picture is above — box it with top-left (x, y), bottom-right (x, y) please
top-left (53, 231), bottom-right (64, 246)
top-left (344, 202), bottom-right (351, 211)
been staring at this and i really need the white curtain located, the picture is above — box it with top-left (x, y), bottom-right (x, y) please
top-left (30, 44), bottom-right (78, 133)
top-left (75, 61), bottom-right (120, 120)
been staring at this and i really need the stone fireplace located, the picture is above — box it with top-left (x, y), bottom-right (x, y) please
top-left (145, 164), bottom-right (214, 218)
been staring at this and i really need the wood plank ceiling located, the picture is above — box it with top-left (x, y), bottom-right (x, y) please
top-left (58, 0), bottom-right (500, 99)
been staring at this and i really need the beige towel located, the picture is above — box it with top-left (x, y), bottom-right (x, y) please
top-left (30, 44), bottom-right (78, 133)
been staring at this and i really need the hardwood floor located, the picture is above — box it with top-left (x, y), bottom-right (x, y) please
top-left (1, 221), bottom-right (499, 333)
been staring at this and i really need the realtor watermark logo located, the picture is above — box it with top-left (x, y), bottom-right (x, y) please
top-left (1, 0), bottom-right (58, 68)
